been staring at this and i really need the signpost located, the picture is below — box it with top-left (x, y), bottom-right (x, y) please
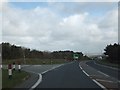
top-left (73, 53), bottom-right (79, 60)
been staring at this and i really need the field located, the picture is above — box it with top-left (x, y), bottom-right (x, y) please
top-left (2, 69), bottom-right (30, 88)
top-left (2, 58), bottom-right (68, 65)
top-left (0, 70), bottom-right (2, 89)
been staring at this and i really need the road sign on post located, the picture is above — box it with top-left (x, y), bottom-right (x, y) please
top-left (73, 53), bottom-right (79, 60)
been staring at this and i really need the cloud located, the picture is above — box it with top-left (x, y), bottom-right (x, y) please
top-left (2, 2), bottom-right (118, 53)
top-left (5, 0), bottom-right (119, 2)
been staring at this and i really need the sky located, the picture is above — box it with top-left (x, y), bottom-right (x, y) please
top-left (0, 0), bottom-right (119, 55)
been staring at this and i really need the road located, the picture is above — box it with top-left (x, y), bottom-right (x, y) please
top-left (3, 60), bottom-right (119, 89)
top-left (86, 61), bottom-right (119, 80)
top-left (34, 61), bottom-right (102, 88)
top-left (80, 60), bottom-right (119, 89)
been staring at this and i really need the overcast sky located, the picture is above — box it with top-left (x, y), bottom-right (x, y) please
top-left (1, 0), bottom-right (118, 55)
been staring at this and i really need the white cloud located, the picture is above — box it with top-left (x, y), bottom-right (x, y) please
top-left (1, 2), bottom-right (118, 53)
top-left (6, 0), bottom-right (119, 2)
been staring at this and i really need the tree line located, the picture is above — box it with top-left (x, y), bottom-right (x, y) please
top-left (1, 42), bottom-right (88, 61)
top-left (104, 43), bottom-right (120, 64)
top-left (1, 42), bottom-right (119, 64)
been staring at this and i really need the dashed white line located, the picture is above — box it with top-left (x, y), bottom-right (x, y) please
top-left (97, 71), bottom-right (109, 77)
top-left (92, 79), bottom-right (106, 89)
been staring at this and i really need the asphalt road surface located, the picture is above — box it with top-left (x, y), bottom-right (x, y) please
top-left (86, 61), bottom-right (120, 81)
top-left (35, 61), bottom-right (102, 89)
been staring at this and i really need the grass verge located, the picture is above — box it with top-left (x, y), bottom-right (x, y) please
top-left (2, 58), bottom-right (68, 65)
top-left (2, 69), bottom-right (30, 88)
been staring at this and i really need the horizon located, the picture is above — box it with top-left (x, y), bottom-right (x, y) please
top-left (1, 42), bottom-right (105, 56)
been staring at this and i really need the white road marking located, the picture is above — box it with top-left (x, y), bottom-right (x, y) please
top-left (79, 63), bottom-right (83, 70)
top-left (95, 79), bottom-right (114, 83)
top-left (80, 66), bottom-right (83, 70)
top-left (41, 69), bottom-right (51, 74)
top-left (82, 70), bottom-right (89, 77)
top-left (41, 64), bottom-right (64, 74)
top-left (79, 66), bottom-right (83, 70)
top-left (92, 79), bottom-right (106, 89)
top-left (79, 62), bottom-right (106, 89)
top-left (30, 73), bottom-right (42, 90)
top-left (79, 63), bottom-right (89, 76)
top-left (23, 70), bottom-right (42, 90)
top-left (29, 64), bottom-right (64, 89)
top-left (97, 71), bottom-right (109, 77)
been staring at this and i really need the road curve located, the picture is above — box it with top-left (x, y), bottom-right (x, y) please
top-left (35, 61), bottom-right (103, 89)
top-left (86, 60), bottom-right (119, 81)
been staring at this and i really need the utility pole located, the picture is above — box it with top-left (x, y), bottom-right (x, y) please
top-left (22, 48), bottom-right (26, 64)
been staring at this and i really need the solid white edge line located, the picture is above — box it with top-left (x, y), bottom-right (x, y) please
top-left (41, 64), bottom-right (63, 74)
top-left (92, 79), bottom-right (106, 89)
top-left (22, 64), bottom-right (65, 90)
top-left (79, 62), bottom-right (106, 89)
top-left (41, 70), bottom-right (49, 74)
top-left (80, 67), bottom-right (83, 70)
top-left (82, 70), bottom-right (89, 77)
top-left (80, 66), bottom-right (83, 70)
top-left (30, 74), bottom-right (42, 90)
top-left (79, 63), bottom-right (83, 70)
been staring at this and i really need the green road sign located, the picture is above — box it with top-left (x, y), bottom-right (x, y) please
top-left (73, 53), bottom-right (79, 59)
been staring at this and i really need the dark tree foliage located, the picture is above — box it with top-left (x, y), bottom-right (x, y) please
top-left (2, 43), bottom-right (12, 59)
top-left (51, 51), bottom-right (74, 60)
top-left (104, 43), bottom-right (120, 64)
top-left (1, 42), bottom-right (85, 61)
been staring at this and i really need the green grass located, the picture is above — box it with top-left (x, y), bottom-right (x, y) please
top-left (0, 70), bottom-right (2, 89)
top-left (2, 69), bottom-right (30, 88)
top-left (96, 59), bottom-right (120, 69)
top-left (2, 58), bottom-right (68, 65)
